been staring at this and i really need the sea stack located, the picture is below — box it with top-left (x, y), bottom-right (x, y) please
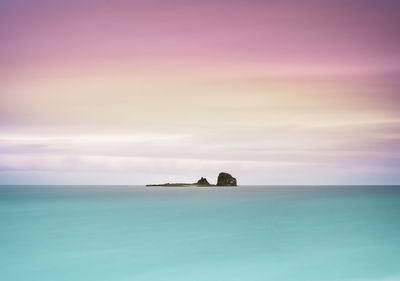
top-left (216, 172), bottom-right (237, 186)
top-left (196, 177), bottom-right (211, 186)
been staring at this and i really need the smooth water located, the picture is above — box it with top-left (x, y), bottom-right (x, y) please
top-left (1, 186), bottom-right (400, 281)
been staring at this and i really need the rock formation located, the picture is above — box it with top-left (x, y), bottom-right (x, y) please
top-left (146, 172), bottom-right (237, 187)
top-left (196, 177), bottom-right (211, 186)
top-left (216, 172), bottom-right (237, 186)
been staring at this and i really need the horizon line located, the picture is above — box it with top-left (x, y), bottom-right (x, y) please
top-left (1, 184), bottom-right (399, 187)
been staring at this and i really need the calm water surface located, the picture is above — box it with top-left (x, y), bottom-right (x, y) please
top-left (1, 185), bottom-right (400, 281)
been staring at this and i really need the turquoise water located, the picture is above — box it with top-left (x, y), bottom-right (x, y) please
top-left (1, 186), bottom-right (400, 281)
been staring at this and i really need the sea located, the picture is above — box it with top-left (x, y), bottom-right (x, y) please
top-left (1, 185), bottom-right (399, 281)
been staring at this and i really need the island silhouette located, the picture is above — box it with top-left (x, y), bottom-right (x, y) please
top-left (146, 172), bottom-right (237, 187)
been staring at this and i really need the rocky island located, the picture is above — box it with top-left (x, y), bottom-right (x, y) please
top-left (146, 172), bottom-right (237, 187)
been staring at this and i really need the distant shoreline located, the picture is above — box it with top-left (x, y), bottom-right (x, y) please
top-left (146, 172), bottom-right (237, 187)
top-left (146, 183), bottom-right (217, 187)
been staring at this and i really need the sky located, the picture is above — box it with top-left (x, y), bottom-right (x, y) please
top-left (1, 0), bottom-right (400, 185)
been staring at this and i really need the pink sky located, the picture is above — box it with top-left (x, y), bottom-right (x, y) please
top-left (1, 0), bottom-right (400, 184)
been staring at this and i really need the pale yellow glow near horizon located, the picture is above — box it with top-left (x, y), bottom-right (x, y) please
top-left (2, 69), bottom-right (396, 133)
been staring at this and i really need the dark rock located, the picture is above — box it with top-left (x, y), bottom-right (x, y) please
top-left (196, 177), bottom-right (211, 185)
top-left (216, 172), bottom-right (237, 186)
top-left (147, 173), bottom-right (237, 187)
